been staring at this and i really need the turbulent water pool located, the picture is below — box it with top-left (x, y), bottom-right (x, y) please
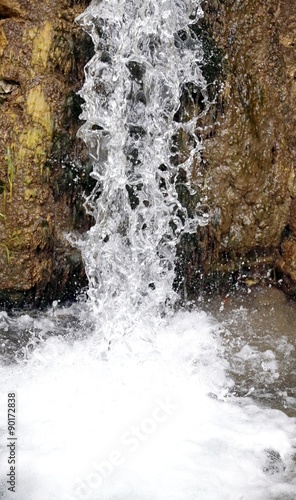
top-left (202, 286), bottom-right (296, 419)
top-left (1, 0), bottom-right (296, 498)
top-left (0, 287), bottom-right (296, 500)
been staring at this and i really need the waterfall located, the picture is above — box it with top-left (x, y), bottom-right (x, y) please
top-left (0, 1), bottom-right (296, 499)
top-left (76, 0), bottom-right (208, 346)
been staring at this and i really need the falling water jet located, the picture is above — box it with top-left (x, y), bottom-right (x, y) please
top-left (75, 0), bottom-right (208, 345)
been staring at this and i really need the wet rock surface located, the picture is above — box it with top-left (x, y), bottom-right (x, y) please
top-left (180, 0), bottom-right (296, 296)
top-left (0, 0), bottom-right (93, 306)
top-left (1, 0), bottom-right (296, 305)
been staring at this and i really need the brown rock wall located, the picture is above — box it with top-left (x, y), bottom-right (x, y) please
top-left (1, 0), bottom-right (296, 303)
top-left (182, 0), bottom-right (296, 294)
top-left (0, 0), bottom-right (92, 306)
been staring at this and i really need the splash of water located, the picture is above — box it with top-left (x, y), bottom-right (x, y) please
top-left (76, 0), bottom-right (208, 346)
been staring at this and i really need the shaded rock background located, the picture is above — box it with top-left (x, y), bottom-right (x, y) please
top-left (177, 0), bottom-right (296, 297)
top-left (0, 0), bottom-right (93, 306)
top-left (0, 0), bottom-right (296, 306)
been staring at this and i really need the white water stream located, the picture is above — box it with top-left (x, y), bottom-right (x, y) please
top-left (0, 0), bottom-right (296, 499)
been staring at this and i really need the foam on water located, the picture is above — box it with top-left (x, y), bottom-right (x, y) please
top-left (0, 306), bottom-right (296, 500)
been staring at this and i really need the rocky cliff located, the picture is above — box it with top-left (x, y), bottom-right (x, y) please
top-left (179, 0), bottom-right (296, 296)
top-left (0, 0), bottom-right (296, 305)
top-left (0, 0), bottom-right (93, 306)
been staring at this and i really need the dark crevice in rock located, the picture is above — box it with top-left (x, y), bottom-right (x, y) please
top-left (0, 1), bottom-right (22, 20)
top-left (280, 225), bottom-right (292, 243)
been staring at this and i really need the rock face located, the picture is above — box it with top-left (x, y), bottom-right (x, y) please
top-left (0, 0), bottom-right (295, 305)
top-left (179, 0), bottom-right (296, 296)
top-left (0, 0), bottom-right (93, 306)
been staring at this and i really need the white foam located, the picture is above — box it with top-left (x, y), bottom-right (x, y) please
top-left (0, 309), bottom-right (295, 499)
